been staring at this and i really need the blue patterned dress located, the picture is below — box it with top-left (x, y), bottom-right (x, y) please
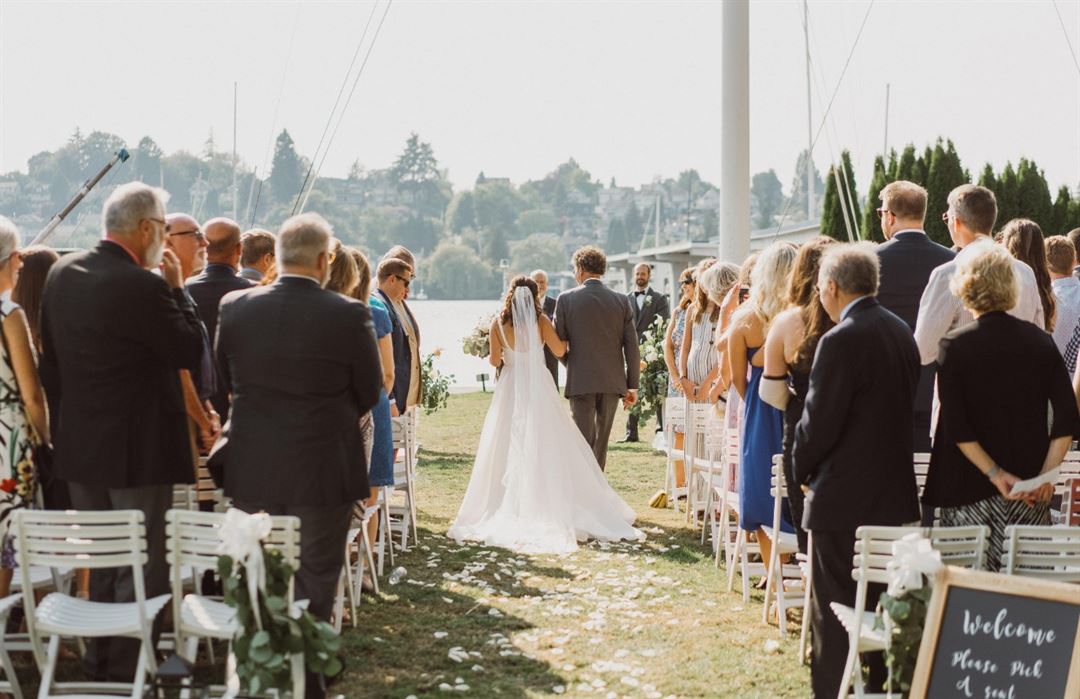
top-left (367, 297), bottom-right (394, 487)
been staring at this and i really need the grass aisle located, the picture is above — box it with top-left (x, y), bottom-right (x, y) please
top-left (338, 393), bottom-right (810, 698)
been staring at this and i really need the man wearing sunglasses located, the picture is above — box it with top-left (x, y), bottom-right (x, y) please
top-left (374, 257), bottom-right (415, 417)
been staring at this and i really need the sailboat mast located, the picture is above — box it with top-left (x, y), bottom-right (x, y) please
top-left (232, 82), bottom-right (239, 221)
top-left (803, 0), bottom-right (814, 221)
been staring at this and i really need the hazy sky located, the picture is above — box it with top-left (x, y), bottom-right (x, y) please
top-left (1, 0), bottom-right (1079, 198)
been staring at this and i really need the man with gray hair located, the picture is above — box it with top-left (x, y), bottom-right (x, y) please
top-left (41, 181), bottom-right (205, 682)
top-left (793, 242), bottom-right (921, 698)
top-left (214, 213), bottom-right (382, 670)
top-left (530, 269), bottom-right (559, 386)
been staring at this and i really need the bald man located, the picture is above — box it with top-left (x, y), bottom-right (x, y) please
top-left (187, 217), bottom-right (254, 419)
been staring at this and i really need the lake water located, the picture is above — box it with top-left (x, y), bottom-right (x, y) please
top-left (409, 299), bottom-right (501, 390)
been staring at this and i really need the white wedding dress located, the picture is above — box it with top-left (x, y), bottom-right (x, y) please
top-left (448, 287), bottom-right (644, 554)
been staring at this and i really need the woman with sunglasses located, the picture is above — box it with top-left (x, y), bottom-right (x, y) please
top-left (662, 267), bottom-right (696, 488)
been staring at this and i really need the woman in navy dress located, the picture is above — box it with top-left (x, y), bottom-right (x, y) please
top-left (727, 242), bottom-right (797, 581)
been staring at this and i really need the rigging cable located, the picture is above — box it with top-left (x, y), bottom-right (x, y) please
top-left (1050, 0), bottom-right (1080, 192)
top-left (291, 0), bottom-right (383, 216)
top-left (298, 0), bottom-right (394, 213)
top-left (250, 1), bottom-right (303, 228)
top-left (771, 0), bottom-right (875, 236)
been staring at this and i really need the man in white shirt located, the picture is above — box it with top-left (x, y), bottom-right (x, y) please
top-left (1047, 235), bottom-right (1080, 373)
top-left (914, 184), bottom-right (1043, 366)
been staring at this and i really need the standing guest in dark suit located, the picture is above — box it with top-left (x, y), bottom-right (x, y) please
top-left (381, 246), bottom-right (422, 409)
top-left (873, 180), bottom-right (955, 451)
top-left (186, 217), bottom-right (254, 420)
top-left (374, 257), bottom-right (414, 416)
top-left (622, 263), bottom-right (669, 442)
top-left (41, 182), bottom-right (205, 681)
top-left (530, 269), bottom-right (559, 387)
top-left (793, 243), bottom-right (921, 699)
top-left (239, 228), bottom-right (276, 283)
top-left (215, 213), bottom-right (381, 630)
top-left (554, 246), bottom-right (640, 471)
top-left (926, 245), bottom-right (1079, 571)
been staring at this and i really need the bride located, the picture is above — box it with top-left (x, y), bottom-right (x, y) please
top-left (448, 276), bottom-right (644, 554)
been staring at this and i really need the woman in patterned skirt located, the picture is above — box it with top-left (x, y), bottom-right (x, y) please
top-left (0, 218), bottom-right (50, 598)
top-left (662, 266), bottom-right (696, 489)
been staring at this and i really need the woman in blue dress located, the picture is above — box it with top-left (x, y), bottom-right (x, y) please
top-left (727, 242), bottom-right (797, 582)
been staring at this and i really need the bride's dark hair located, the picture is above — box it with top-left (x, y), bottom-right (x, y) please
top-left (499, 275), bottom-right (542, 325)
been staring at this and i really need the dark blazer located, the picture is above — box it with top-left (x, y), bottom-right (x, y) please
top-left (628, 287), bottom-right (671, 340)
top-left (215, 276), bottom-right (382, 506)
top-left (793, 297), bottom-right (921, 531)
top-left (374, 288), bottom-right (411, 413)
top-left (554, 279), bottom-right (640, 397)
top-left (541, 295), bottom-right (558, 386)
top-left (875, 230), bottom-right (955, 332)
top-left (925, 312), bottom-right (1080, 508)
top-left (187, 263), bottom-right (255, 418)
top-left (40, 241), bottom-right (205, 488)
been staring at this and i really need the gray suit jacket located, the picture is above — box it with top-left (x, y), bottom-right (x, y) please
top-left (554, 279), bottom-right (640, 397)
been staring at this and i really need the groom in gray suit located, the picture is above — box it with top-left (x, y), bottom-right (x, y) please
top-left (554, 246), bottom-right (640, 471)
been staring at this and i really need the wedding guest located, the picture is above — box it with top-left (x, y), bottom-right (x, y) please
top-left (678, 258), bottom-right (717, 403)
top-left (873, 181), bottom-right (955, 451)
top-left (914, 185), bottom-right (1043, 366)
top-left (186, 217), bottom-right (254, 420)
top-left (793, 243), bottom-right (921, 698)
top-left (215, 213), bottom-right (382, 630)
top-left (1001, 218), bottom-right (1055, 332)
top-left (663, 267), bottom-right (696, 488)
top-left (12, 245), bottom-right (64, 509)
top-left (760, 236), bottom-right (836, 553)
top-left (531, 269), bottom-right (559, 387)
top-left (695, 262), bottom-right (740, 401)
top-left (554, 245), bottom-right (640, 471)
top-left (728, 242), bottom-right (797, 581)
top-left (926, 245), bottom-right (1078, 572)
top-left (0, 219), bottom-right (50, 598)
top-left (623, 263), bottom-right (669, 442)
top-left (350, 248), bottom-right (394, 590)
top-left (375, 257), bottom-right (414, 416)
top-left (324, 239), bottom-right (358, 296)
top-left (381, 245), bottom-right (421, 409)
top-left (1068, 228), bottom-right (1080, 279)
top-left (1046, 235), bottom-right (1080, 372)
top-left (239, 228), bottom-right (275, 282)
top-left (41, 182), bottom-right (204, 681)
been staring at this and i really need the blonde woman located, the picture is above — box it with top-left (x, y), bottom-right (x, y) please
top-left (727, 242), bottom-right (797, 582)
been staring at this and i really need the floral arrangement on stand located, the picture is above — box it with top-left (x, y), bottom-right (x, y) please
top-left (218, 509), bottom-right (342, 696)
top-left (874, 532), bottom-right (944, 697)
top-left (462, 314), bottom-right (494, 359)
top-left (630, 316), bottom-right (668, 423)
top-left (420, 348), bottom-right (454, 414)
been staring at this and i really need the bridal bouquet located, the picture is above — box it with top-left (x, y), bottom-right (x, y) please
top-left (630, 315), bottom-right (668, 422)
top-left (462, 314), bottom-right (495, 358)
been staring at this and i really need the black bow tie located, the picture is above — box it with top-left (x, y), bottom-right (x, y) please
top-left (634, 290), bottom-right (646, 296)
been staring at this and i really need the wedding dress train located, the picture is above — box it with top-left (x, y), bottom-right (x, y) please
top-left (448, 287), bottom-right (644, 554)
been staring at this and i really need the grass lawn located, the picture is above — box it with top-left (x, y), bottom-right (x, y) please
top-left (336, 391), bottom-right (810, 698)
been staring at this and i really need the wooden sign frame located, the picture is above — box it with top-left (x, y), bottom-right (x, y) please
top-left (909, 566), bottom-right (1080, 698)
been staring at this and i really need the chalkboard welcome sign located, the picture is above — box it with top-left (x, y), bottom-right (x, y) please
top-left (909, 567), bottom-right (1080, 698)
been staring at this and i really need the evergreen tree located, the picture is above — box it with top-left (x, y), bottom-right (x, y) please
top-left (1015, 158), bottom-right (1053, 232)
top-left (911, 146), bottom-right (931, 186)
top-left (134, 136), bottom-right (163, 184)
top-left (788, 149), bottom-right (824, 220)
top-left (1068, 198), bottom-right (1080, 234)
top-left (894, 145), bottom-right (917, 181)
top-left (480, 227), bottom-right (510, 264)
top-left (606, 218), bottom-right (629, 254)
top-left (269, 129), bottom-right (303, 205)
top-left (861, 155), bottom-right (891, 242)
top-left (997, 163), bottom-right (1019, 231)
top-left (885, 149), bottom-right (898, 181)
top-left (977, 163), bottom-right (997, 191)
top-left (623, 200), bottom-right (645, 249)
top-left (1051, 186), bottom-right (1072, 236)
top-left (751, 169), bottom-right (784, 230)
top-left (446, 191), bottom-right (476, 233)
top-left (820, 152), bottom-right (860, 242)
top-left (925, 139), bottom-right (967, 246)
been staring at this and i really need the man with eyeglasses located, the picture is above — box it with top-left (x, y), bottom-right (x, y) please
top-left (374, 257), bottom-right (414, 416)
top-left (873, 181), bottom-right (954, 451)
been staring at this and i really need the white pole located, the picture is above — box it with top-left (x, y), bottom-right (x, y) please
top-left (232, 82), bottom-right (239, 221)
top-left (803, 0), bottom-right (815, 221)
top-left (719, 0), bottom-right (750, 263)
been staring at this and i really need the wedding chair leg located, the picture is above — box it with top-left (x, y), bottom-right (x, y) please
top-left (727, 529), bottom-right (742, 593)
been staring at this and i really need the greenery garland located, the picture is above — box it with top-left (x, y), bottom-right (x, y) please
top-left (875, 582), bottom-right (932, 696)
top-left (420, 350), bottom-right (454, 414)
top-left (629, 316), bottom-right (668, 422)
top-left (218, 548), bottom-right (342, 696)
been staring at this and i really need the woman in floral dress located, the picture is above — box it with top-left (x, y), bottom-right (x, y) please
top-left (0, 218), bottom-right (50, 598)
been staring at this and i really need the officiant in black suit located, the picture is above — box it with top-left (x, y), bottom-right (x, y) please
top-left (622, 263), bottom-right (669, 442)
top-left (793, 243), bottom-right (921, 699)
top-left (531, 269), bottom-right (559, 386)
top-left (873, 181), bottom-right (955, 452)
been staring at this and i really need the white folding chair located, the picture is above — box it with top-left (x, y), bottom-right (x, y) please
top-left (1002, 525), bottom-right (1080, 583)
top-left (798, 531), bottom-right (814, 665)
top-left (333, 527), bottom-right (362, 633)
top-left (834, 524), bottom-right (988, 698)
top-left (165, 508), bottom-right (300, 690)
top-left (685, 403), bottom-right (715, 527)
top-left (14, 509), bottom-right (171, 699)
top-left (197, 459), bottom-right (227, 513)
top-left (387, 410), bottom-right (419, 550)
top-left (663, 396), bottom-right (687, 511)
top-left (760, 455), bottom-right (803, 635)
top-left (719, 428), bottom-right (749, 574)
top-left (172, 484), bottom-right (196, 512)
top-left (700, 408), bottom-right (728, 547)
top-left (0, 593), bottom-right (23, 699)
